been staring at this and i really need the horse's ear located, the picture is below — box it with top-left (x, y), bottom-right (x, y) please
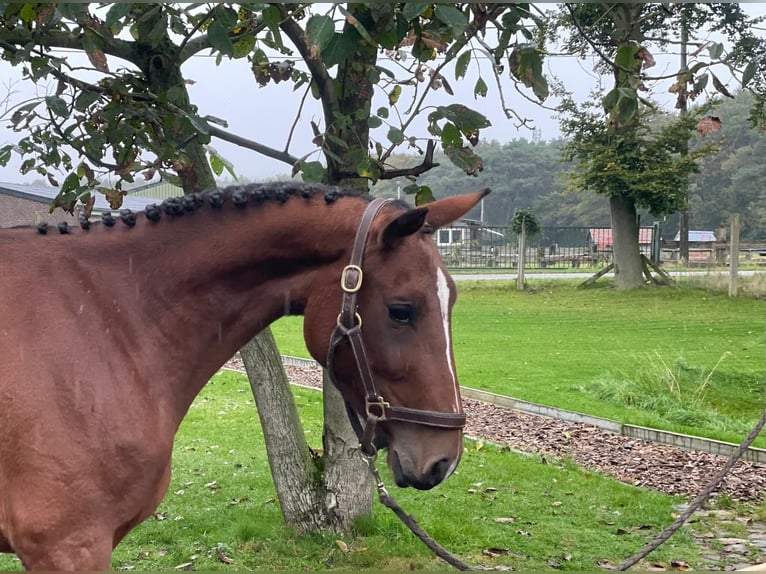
top-left (382, 207), bottom-right (428, 248)
top-left (424, 188), bottom-right (491, 229)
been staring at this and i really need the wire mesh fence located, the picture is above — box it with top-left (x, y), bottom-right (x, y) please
top-left (434, 224), bottom-right (658, 271)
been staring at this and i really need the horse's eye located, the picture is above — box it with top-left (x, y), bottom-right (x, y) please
top-left (388, 304), bottom-right (415, 325)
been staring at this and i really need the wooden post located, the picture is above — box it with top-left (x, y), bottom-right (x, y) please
top-left (516, 224), bottom-right (526, 291)
top-left (729, 213), bottom-right (740, 297)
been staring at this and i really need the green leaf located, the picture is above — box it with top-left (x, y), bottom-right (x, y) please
top-left (74, 90), bottom-right (100, 112)
top-left (376, 107), bottom-right (389, 119)
top-left (19, 3), bottom-right (37, 22)
top-left (338, 6), bottom-right (373, 44)
top-left (711, 73), bottom-right (734, 98)
top-left (321, 31), bottom-right (358, 68)
top-left (146, 10), bottom-right (169, 48)
top-left (210, 153), bottom-right (224, 176)
top-left (45, 95), bottom-right (68, 117)
top-left (262, 5), bottom-right (281, 29)
top-left (207, 20), bottom-right (234, 57)
top-left (742, 60), bottom-right (758, 88)
top-left (693, 73), bottom-right (709, 93)
top-left (232, 35), bottom-right (255, 59)
top-left (297, 160), bottom-right (325, 183)
top-left (440, 122), bottom-right (462, 148)
top-left (306, 15), bottom-right (335, 52)
top-left (387, 127), bottom-right (404, 145)
top-left (615, 92), bottom-right (638, 124)
top-left (602, 88), bottom-right (620, 111)
top-left (367, 116), bottom-right (383, 129)
top-left (213, 5), bottom-right (238, 29)
top-left (444, 145), bottom-right (484, 176)
top-left (434, 5), bottom-right (468, 37)
top-left (415, 185), bottom-right (435, 206)
top-left (708, 42), bottom-right (724, 61)
top-left (615, 43), bottom-right (639, 71)
top-left (474, 77), bottom-right (488, 98)
top-left (388, 85), bottom-right (402, 106)
top-left (186, 114), bottom-right (210, 136)
top-left (438, 104), bottom-right (491, 131)
top-left (402, 3), bottom-right (429, 21)
top-left (356, 157), bottom-right (382, 180)
top-left (0, 145), bottom-right (13, 166)
top-left (509, 44), bottom-right (548, 101)
top-left (105, 3), bottom-right (133, 28)
top-left (455, 50), bottom-right (471, 81)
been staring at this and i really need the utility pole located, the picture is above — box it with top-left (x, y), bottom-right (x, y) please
top-left (678, 5), bottom-right (690, 264)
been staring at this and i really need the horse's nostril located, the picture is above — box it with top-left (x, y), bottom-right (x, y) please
top-left (428, 456), bottom-right (451, 486)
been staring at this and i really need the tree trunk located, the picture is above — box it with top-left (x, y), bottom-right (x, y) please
top-left (239, 330), bottom-right (331, 532)
top-left (609, 195), bottom-right (645, 290)
top-left (321, 373), bottom-right (374, 531)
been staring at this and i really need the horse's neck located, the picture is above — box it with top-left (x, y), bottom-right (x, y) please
top-left (50, 193), bottom-right (360, 417)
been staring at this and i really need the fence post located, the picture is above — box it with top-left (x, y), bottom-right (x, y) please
top-left (729, 213), bottom-right (740, 297)
top-left (516, 225), bottom-right (526, 290)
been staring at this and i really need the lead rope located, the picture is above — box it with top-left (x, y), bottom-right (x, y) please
top-left (362, 448), bottom-right (475, 571)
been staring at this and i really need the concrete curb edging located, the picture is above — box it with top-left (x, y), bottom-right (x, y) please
top-left (275, 355), bottom-right (766, 465)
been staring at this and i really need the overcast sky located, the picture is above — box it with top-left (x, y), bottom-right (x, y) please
top-left (1, 3), bottom-right (765, 186)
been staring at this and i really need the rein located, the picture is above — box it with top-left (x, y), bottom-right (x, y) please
top-left (326, 198), bottom-right (466, 456)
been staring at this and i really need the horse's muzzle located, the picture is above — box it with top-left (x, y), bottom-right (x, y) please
top-left (390, 450), bottom-right (454, 490)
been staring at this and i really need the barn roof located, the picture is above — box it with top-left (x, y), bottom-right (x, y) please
top-left (588, 228), bottom-right (653, 249)
top-left (0, 182), bottom-right (159, 214)
top-left (672, 230), bottom-right (717, 242)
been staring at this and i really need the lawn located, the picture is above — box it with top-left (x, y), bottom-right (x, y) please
top-left (0, 370), bottom-right (702, 571)
top-left (270, 281), bottom-right (766, 446)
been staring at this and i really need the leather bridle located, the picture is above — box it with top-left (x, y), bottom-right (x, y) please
top-left (326, 198), bottom-right (467, 457)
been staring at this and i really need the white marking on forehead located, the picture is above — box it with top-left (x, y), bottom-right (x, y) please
top-left (436, 267), bottom-right (459, 412)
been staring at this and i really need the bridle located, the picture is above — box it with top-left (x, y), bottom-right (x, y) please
top-left (326, 198), bottom-right (467, 457)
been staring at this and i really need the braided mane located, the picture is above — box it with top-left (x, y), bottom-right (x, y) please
top-left (35, 182), bottom-right (359, 235)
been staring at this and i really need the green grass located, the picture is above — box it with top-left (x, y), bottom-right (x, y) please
top-left (271, 281), bottom-right (766, 446)
top-left (0, 370), bottom-right (703, 571)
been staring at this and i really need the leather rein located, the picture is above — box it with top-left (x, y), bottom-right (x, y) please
top-left (326, 198), bottom-right (466, 457)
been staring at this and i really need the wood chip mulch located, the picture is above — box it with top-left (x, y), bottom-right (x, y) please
top-left (226, 359), bottom-right (766, 503)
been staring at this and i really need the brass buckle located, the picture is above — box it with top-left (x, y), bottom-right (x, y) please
top-left (365, 397), bottom-right (390, 421)
top-left (341, 265), bottom-right (363, 293)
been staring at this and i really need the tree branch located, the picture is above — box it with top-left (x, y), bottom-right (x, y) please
top-left (276, 4), bottom-right (339, 137)
top-left (380, 4), bottom-right (508, 165)
top-left (208, 125), bottom-right (299, 166)
top-left (379, 140), bottom-right (439, 180)
top-left (34, 66), bottom-right (301, 170)
top-left (0, 26), bottom-right (134, 64)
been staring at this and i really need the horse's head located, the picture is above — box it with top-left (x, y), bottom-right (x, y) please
top-left (304, 189), bottom-right (489, 490)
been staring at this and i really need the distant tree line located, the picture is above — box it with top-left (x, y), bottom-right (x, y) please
top-left (373, 91), bottom-right (766, 241)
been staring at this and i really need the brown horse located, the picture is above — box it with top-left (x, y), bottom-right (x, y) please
top-left (0, 182), bottom-right (488, 570)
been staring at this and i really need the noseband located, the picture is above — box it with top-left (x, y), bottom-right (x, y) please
top-left (327, 198), bottom-right (466, 456)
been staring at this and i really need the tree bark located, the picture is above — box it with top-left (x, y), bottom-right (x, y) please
top-left (240, 330), bottom-right (332, 533)
top-left (321, 373), bottom-right (374, 532)
top-left (609, 195), bottom-right (645, 290)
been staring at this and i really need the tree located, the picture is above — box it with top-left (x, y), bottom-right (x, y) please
top-left (554, 3), bottom-right (765, 289)
top-left (0, 3), bottom-right (550, 533)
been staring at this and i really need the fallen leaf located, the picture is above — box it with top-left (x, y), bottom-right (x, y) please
top-left (335, 540), bottom-right (349, 553)
top-left (215, 544), bottom-right (234, 564)
top-left (515, 529), bottom-right (531, 537)
top-left (494, 517), bottom-right (516, 524)
top-left (483, 547), bottom-right (511, 558)
top-left (174, 562), bottom-right (194, 571)
top-left (670, 560), bottom-right (690, 571)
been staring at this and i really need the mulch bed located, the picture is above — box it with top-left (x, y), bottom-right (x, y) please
top-left (226, 359), bottom-right (766, 503)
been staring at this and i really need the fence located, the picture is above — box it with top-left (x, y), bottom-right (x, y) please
top-left (434, 224), bottom-right (660, 270)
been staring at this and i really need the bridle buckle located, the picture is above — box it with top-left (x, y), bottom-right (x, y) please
top-left (365, 397), bottom-right (390, 421)
top-left (341, 264), bottom-right (363, 293)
